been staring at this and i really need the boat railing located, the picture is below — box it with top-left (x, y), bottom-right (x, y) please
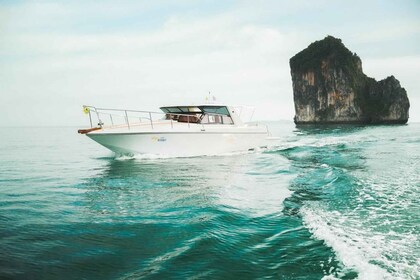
top-left (82, 105), bottom-right (229, 130)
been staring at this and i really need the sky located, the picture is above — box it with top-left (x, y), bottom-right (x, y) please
top-left (1, 0), bottom-right (419, 126)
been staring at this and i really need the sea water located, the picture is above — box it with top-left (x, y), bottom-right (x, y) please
top-left (0, 122), bottom-right (418, 279)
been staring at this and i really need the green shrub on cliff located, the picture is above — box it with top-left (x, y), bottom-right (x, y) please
top-left (290, 35), bottom-right (360, 78)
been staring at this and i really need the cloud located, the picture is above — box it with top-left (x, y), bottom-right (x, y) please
top-left (0, 1), bottom-right (419, 126)
top-left (0, 9), bottom-right (303, 126)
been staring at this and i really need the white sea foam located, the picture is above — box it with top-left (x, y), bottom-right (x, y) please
top-left (264, 132), bottom-right (379, 154)
top-left (291, 124), bottom-right (420, 280)
top-left (301, 204), bottom-right (389, 279)
top-left (113, 148), bottom-right (262, 161)
top-left (115, 153), bottom-right (180, 160)
top-left (301, 202), bottom-right (419, 280)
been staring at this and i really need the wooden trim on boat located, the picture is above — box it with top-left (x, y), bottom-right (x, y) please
top-left (78, 127), bottom-right (102, 134)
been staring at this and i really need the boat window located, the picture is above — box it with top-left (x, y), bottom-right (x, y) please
top-left (199, 106), bottom-right (230, 116)
top-left (161, 107), bottom-right (182, 113)
top-left (178, 107), bottom-right (201, 113)
top-left (222, 115), bottom-right (233, 124)
top-left (161, 106), bottom-right (202, 114)
top-left (176, 114), bottom-right (200, 123)
top-left (161, 106), bottom-right (233, 124)
top-left (201, 114), bottom-right (233, 124)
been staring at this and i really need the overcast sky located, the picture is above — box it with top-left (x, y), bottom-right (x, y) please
top-left (1, 0), bottom-right (419, 126)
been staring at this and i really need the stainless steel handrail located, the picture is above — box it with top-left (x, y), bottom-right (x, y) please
top-left (82, 105), bottom-right (229, 130)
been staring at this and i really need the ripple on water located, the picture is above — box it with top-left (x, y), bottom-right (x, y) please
top-left (0, 124), bottom-right (419, 279)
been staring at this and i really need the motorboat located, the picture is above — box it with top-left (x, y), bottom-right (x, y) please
top-left (78, 102), bottom-right (270, 157)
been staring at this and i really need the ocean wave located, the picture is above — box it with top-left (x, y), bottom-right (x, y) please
top-left (301, 202), bottom-right (419, 280)
top-left (264, 134), bottom-right (379, 155)
top-left (301, 204), bottom-right (389, 279)
top-left (280, 124), bottom-right (420, 279)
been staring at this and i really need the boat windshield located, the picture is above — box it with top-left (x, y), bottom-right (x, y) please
top-left (161, 106), bottom-right (229, 114)
top-left (199, 106), bottom-right (229, 115)
top-left (160, 106), bottom-right (234, 124)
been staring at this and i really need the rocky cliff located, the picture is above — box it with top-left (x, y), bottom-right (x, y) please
top-left (290, 36), bottom-right (410, 124)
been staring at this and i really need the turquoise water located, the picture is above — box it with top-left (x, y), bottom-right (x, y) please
top-left (0, 122), bottom-right (419, 279)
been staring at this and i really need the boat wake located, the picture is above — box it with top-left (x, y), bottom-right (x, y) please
top-left (107, 124), bottom-right (419, 279)
top-left (113, 147), bottom-right (268, 161)
top-left (275, 125), bottom-right (420, 280)
top-left (301, 201), bottom-right (418, 280)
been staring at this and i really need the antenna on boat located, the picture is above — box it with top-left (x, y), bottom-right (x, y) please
top-left (205, 92), bottom-right (216, 104)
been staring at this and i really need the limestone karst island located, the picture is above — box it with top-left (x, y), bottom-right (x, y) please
top-left (290, 36), bottom-right (410, 124)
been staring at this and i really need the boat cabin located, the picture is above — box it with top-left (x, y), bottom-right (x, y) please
top-left (160, 105), bottom-right (240, 125)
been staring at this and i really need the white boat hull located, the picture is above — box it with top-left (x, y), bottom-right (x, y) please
top-left (81, 104), bottom-right (271, 157)
top-left (87, 130), bottom-right (269, 157)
